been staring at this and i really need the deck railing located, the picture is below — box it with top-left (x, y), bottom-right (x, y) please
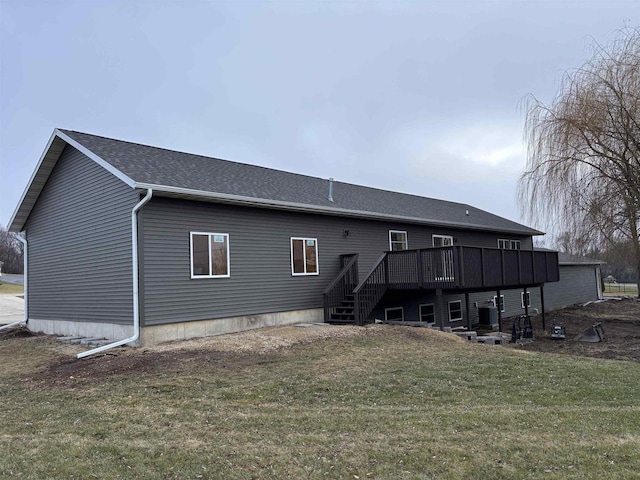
top-left (348, 247), bottom-right (559, 323)
top-left (353, 253), bottom-right (388, 325)
top-left (322, 254), bottom-right (359, 322)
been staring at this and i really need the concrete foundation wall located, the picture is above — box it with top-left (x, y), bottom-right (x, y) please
top-left (140, 308), bottom-right (323, 345)
top-left (28, 318), bottom-right (134, 340)
top-left (29, 308), bottom-right (322, 346)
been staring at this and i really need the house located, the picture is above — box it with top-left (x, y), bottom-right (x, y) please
top-left (8, 129), bottom-right (562, 356)
top-left (545, 252), bottom-right (604, 308)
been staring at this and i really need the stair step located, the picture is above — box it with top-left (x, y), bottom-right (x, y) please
top-left (327, 319), bottom-right (357, 325)
top-left (335, 307), bottom-right (354, 314)
top-left (331, 313), bottom-right (355, 320)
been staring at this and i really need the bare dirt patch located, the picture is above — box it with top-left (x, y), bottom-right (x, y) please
top-left (507, 297), bottom-right (640, 362)
top-left (25, 324), bottom-right (375, 387)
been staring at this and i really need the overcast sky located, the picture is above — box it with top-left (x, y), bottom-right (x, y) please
top-left (0, 0), bottom-right (637, 232)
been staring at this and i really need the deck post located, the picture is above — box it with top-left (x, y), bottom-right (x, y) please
top-left (523, 287), bottom-right (529, 318)
top-left (436, 289), bottom-right (445, 331)
top-left (323, 293), bottom-right (329, 323)
top-left (496, 288), bottom-right (502, 332)
top-left (384, 254), bottom-right (390, 288)
top-left (457, 247), bottom-right (465, 288)
top-left (540, 284), bottom-right (546, 331)
top-left (354, 291), bottom-right (361, 326)
top-left (465, 292), bottom-right (471, 330)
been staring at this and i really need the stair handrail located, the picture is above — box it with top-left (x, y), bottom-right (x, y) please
top-left (322, 254), bottom-right (359, 322)
top-left (353, 252), bottom-right (389, 325)
top-left (322, 253), bottom-right (359, 295)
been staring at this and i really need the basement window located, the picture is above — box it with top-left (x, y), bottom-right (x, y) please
top-left (385, 307), bottom-right (404, 321)
top-left (291, 238), bottom-right (319, 275)
top-left (419, 304), bottom-right (436, 324)
top-left (190, 232), bottom-right (230, 278)
top-left (448, 301), bottom-right (463, 322)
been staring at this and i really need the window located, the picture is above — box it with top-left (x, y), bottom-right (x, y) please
top-left (433, 235), bottom-right (454, 280)
top-left (291, 238), bottom-right (319, 275)
top-left (498, 239), bottom-right (521, 250)
top-left (190, 232), bottom-right (230, 278)
top-left (521, 291), bottom-right (531, 309)
top-left (433, 234), bottom-right (453, 247)
top-left (448, 301), bottom-right (463, 321)
top-left (419, 304), bottom-right (436, 324)
top-left (493, 295), bottom-right (505, 312)
top-left (385, 307), bottom-right (404, 321)
top-left (389, 230), bottom-right (408, 251)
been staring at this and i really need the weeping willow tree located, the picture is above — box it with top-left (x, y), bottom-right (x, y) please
top-left (519, 28), bottom-right (640, 296)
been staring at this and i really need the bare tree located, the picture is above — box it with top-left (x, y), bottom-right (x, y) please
top-left (0, 226), bottom-right (24, 274)
top-left (519, 28), bottom-right (640, 297)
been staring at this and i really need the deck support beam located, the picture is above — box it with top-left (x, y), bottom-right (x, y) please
top-left (540, 284), bottom-right (546, 331)
top-left (497, 288), bottom-right (502, 332)
top-left (436, 289), bottom-right (444, 331)
top-left (465, 292), bottom-right (471, 330)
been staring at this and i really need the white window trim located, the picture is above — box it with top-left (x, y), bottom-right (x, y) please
top-left (498, 239), bottom-right (521, 250)
top-left (432, 234), bottom-right (454, 247)
top-left (388, 230), bottom-right (408, 251)
top-left (521, 291), bottom-right (531, 309)
top-left (290, 237), bottom-right (319, 276)
top-left (448, 300), bottom-right (463, 322)
top-left (419, 303), bottom-right (436, 325)
top-left (384, 306), bottom-right (404, 321)
top-left (493, 295), bottom-right (505, 312)
top-left (190, 232), bottom-right (230, 279)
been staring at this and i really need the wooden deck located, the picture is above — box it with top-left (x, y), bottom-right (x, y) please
top-left (323, 247), bottom-right (560, 325)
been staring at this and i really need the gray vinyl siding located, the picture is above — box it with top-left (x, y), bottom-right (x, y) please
top-left (141, 197), bottom-right (533, 326)
top-left (24, 145), bottom-right (140, 324)
top-left (543, 265), bottom-right (599, 310)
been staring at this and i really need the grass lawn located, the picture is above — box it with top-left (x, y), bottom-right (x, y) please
top-left (603, 283), bottom-right (639, 297)
top-left (1, 326), bottom-right (639, 479)
top-left (0, 281), bottom-right (24, 294)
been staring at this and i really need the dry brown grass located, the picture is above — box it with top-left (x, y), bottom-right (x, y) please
top-left (1, 318), bottom-right (639, 479)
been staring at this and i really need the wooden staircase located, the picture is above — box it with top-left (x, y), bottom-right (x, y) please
top-left (324, 253), bottom-right (389, 326)
top-left (328, 294), bottom-right (356, 324)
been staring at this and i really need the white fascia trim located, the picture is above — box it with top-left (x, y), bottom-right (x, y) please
top-left (559, 261), bottom-right (606, 266)
top-left (8, 129), bottom-right (137, 232)
top-left (55, 130), bottom-right (136, 188)
top-left (8, 131), bottom-right (59, 231)
top-left (137, 183), bottom-right (543, 236)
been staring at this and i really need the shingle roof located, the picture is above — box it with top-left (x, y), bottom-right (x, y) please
top-left (9, 129), bottom-right (543, 236)
top-left (557, 252), bottom-right (605, 265)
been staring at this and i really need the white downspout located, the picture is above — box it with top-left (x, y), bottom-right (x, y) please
top-left (77, 189), bottom-right (153, 359)
top-left (0, 233), bottom-right (27, 331)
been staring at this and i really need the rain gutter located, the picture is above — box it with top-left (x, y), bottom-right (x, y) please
top-left (77, 189), bottom-right (153, 358)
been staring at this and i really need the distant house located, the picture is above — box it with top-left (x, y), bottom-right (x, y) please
top-left (10, 129), bottom-right (563, 352)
